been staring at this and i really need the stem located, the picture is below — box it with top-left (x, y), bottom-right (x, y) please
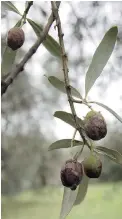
top-left (71, 97), bottom-right (93, 111)
top-left (21, 1), bottom-right (33, 26)
top-left (71, 129), bottom-right (77, 148)
top-left (70, 129), bottom-right (77, 158)
top-left (51, 2), bottom-right (91, 150)
top-left (83, 99), bottom-right (93, 110)
top-left (73, 144), bottom-right (85, 160)
top-left (71, 98), bottom-right (83, 104)
top-left (89, 140), bottom-right (95, 153)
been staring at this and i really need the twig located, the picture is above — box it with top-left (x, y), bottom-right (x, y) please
top-left (73, 144), bottom-right (85, 160)
top-left (71, 97), bottom-right (93, 111)
top-left (1, 2), bottom-right (61, 97)
top-left (71, 97), bottom-right (82, 104)
top-left (83, 99), bottom-right (93, 110)
top-left (51, 2), bottom-right (91, 150)
top-left (71, 129), bottom-right (77, 148)
top-left (70, 128), bottom-right (77, 158)
top-left (21, 1), bottom-right (33, 26)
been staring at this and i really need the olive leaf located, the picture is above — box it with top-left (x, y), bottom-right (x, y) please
top-left (85, 26), bottom-right (118, 97)
top-left (54, 111), bottom-right (84, 128)
top-left (48, 139), bottom-right (83, 151)
top-left (60, 187), bottom-right (78, 219)
top-left (96, 146), bottom-right (122, 165)
top-left (75, 174), bottom-right (89, 205)
top-left (1, 1), bottom-right (22, 15)
top-left (27, 18), bottom-right (61, 58)
top-left (48, 76), bottom-right (82, 99)
top-left (1, 19), bottom-right (23, 77)
top-left (89, 101), bottom-right (122, 124)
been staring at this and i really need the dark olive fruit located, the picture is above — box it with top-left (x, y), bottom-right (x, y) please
top-left (83, 154), bottom-right (102, 178)
top-left (7, 27), bottom-right (25, 50)
top-left (84, 110), bottom-right (107, 141)
top-left (60, 159), bottom-right (83, 190)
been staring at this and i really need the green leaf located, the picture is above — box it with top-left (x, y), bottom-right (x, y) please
top-left (54, 111), bottom-right (83, 128)
top-left (89, 101), bottom-right (122, 124)
top-left (60, 187), bottom-right (78, 219)
top-left (96, 146), bottom-right (122, 165)
top-left (48, 139), bottom-right (83, 151)
top-left (75, 174), bottom-right (89, 205)
top-left (1, 19), bottom-right (23, 77)
top-left (1, 1), bottom-right (21, 15)
top-left (48, 76), bottom-right (82, 99)
top-left (85, 26), bottom-right (118, 97)
top-left (27, 18), bottom-right (61, 58)
top-left (27, 18), bottom-right (43, 33)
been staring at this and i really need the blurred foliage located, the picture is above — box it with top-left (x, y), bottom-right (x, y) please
top-left (2, 184), bottom-right (122, 219)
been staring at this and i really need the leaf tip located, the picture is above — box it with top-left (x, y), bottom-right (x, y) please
top-left (112, 25), bottom-right (118, 30)
top-left (53, 111), bottom-right (59, 117)
top-left (110, 26), bottom-right (118, 34)
top-left (53, 112), bottom-right (56, 117)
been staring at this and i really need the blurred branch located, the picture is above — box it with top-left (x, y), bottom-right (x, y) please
top-left (1, 2), bottom-right (61, 97)
top-left (51, 2), bottom-right (91, 150)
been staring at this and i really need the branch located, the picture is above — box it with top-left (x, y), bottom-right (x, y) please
top-left (51, 2), bottom-right (91, 150)
top-left (1, 2), bottom-right (61, 97)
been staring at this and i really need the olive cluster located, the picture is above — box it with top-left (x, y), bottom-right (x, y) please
top-left (60, 155), bottom-right (102, 190)
top-left (61, 110), bottom-right (107, 190)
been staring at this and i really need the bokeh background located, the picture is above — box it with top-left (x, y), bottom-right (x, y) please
top-left (1, 1), bottom-right (122, 219)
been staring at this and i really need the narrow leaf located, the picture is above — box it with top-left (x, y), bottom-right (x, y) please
top-left (89, 101), bottom-right (122, 124)
top-left (54, 111), bottom-right (83, 128)
top-left (27, 18), bottom-right (43, 34)
top-left (1, 1), bottom-right (21, 15)
top-left (60, 187), bottom-right (78, 219)
top-left (27, 18), bottom-right (61, 57)
top-left (75, 174), bottom-right (89, 205)
top-left (1, 19), bottom-right (23, 77)
top-left (48, 139), bottom-right (83, 151)
top-left (48, 76), bottom-right (82, 99)
top-left (96, 146), bottom-right (122, 165)
top-left (85, 26), bottom-right (118, 96)
top-left (1, 19), bottom-right (22, 77)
